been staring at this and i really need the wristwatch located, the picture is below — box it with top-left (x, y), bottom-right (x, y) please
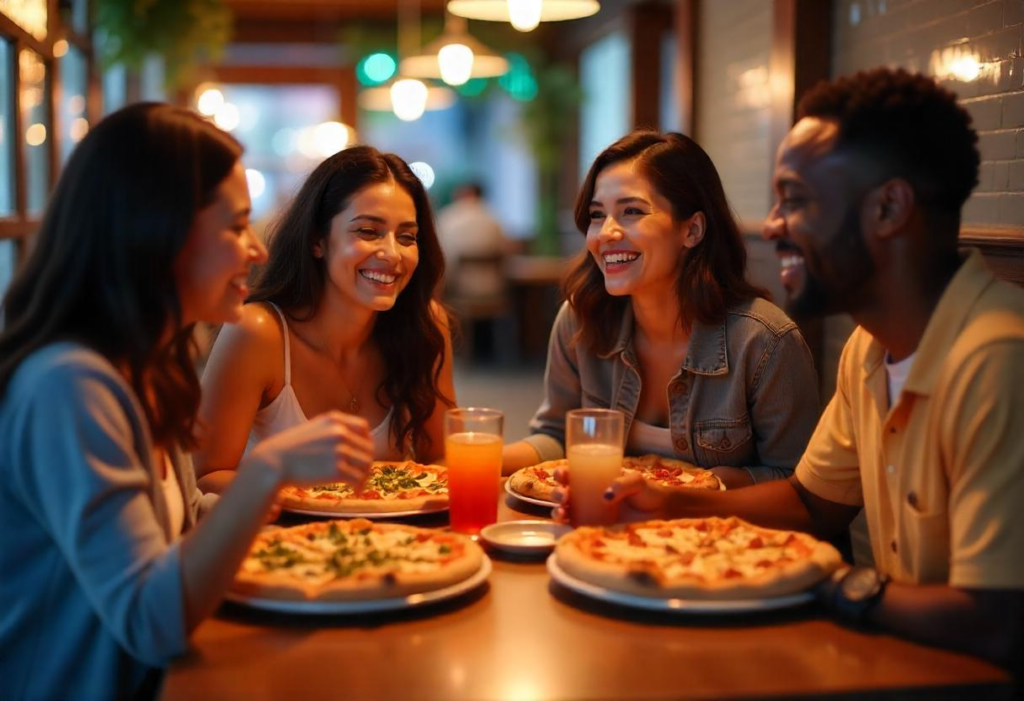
top-left (832, 566), bottom-right (890, 623)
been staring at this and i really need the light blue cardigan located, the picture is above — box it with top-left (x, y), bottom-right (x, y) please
top-left (0, 343), bottom-right (214, 700)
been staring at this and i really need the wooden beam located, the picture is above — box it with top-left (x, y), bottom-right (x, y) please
top-left (674, 0), bottom-right (696, 135)
top-left (629, 1), bottom-right (672, 130)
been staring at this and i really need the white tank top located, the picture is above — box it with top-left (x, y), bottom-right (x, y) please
top-left (244, 304), bottom-right (405, 460)
top-left (626, 419), bottom-right (675, 457)
top-left (161, 454), bottom-right (185, 536)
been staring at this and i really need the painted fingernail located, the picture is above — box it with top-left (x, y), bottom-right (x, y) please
top-left (603, 488), bottom-right (614, 500)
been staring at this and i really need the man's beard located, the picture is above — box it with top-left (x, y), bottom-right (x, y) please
top-left (785, 203), bottom-right (874, 320)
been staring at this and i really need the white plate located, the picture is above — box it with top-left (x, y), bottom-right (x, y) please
top-left (281, 503), bottom-right (449, 519)
top-left (480, 520), bottom-right (571, 555)
top-left (504, 478), bottom-right (557, 508)
top-left (225, 556), bottom-right (492, 614)
top-left (546, 554), bottom-right (814, 614)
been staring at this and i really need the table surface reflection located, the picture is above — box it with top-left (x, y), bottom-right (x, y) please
top-left (161, 493), bottom-right (1013, 700)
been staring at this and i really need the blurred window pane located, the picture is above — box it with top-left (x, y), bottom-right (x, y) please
top-left (71, 0), bottom-right (89, 34)
top-left (0, 41), bottom-right (14, 216)
top-left (140, 55), bottom-right (166, 101)
top-left (579, 32), bottom-right (631, 179)
top-left (59, 46), bottom-right (89, 165)
top-left (0, 239), bottom-right (17, 303)
top-left (102, 62), bottom-right (127, 115)
top-left (19, 50), bottom-right (50, 216)
top-left (660, 31), bottom-right (681, 133)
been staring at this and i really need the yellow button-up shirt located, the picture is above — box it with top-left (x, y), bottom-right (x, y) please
top-left (796, 250), bottom-right (1024, 587)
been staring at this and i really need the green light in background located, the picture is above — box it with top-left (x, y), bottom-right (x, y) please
top-left (458, 77), bottom-right (488, 96)
top-left (358, 53), bottom-right (397, 86)
top-left (498, 53), bottom-right (538, 101)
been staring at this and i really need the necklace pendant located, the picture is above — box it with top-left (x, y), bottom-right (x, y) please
top-left (349, 396), bottom-right (360, 413)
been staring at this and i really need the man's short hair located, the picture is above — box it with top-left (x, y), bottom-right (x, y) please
top-left (798, 68), bottom-right (980, 219)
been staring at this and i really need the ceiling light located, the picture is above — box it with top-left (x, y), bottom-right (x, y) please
top-left (400, 14), bottom-right (509, 85)
top-left (447, 0), bottom-right (600, 32)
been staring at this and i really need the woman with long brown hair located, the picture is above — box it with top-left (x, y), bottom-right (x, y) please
top-left (0, 104), bottom-right (372, 700)
top-left (196, 146), bottom-right (454, 491)
top-left (503, 130), bottom-right (819, 488)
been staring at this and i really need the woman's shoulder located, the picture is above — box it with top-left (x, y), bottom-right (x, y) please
top-left (215, 302), bottom-right (286, 354)
top-left (725, 297), bottom-right (800, 338)
top-left (7, 342), bottom-right (125, 397)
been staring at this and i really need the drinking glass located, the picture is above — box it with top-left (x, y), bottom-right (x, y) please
top-left (445, 407), bottom-right (504, 535)
top-left (566, 409), bottom-right (624, 527)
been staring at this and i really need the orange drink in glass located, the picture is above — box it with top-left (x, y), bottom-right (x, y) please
top-left (567, 409), bottom-right (624, 527)
top-left (445, 408), bottom-right (503, 535)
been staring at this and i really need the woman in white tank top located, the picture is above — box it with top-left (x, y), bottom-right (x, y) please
top-left (195, 147), bottom-right (456, 493)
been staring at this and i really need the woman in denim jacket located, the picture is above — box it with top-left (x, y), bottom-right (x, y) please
top-left (503, 131), bottom-right (820, 488)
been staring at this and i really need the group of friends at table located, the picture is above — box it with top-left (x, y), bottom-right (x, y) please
top-left (0, 66), bottom-right (1021, 700)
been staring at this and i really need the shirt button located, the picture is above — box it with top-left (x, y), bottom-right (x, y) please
top-left (887, 465), bottom-right (896, 474)
top-left (890, 540), bottom-right (898, 553)
top-left (720, 438), bottom-right (731, 449)
top-left (675, 437), bottom-right (689, 452)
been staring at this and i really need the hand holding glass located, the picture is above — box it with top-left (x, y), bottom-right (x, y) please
top-left (566, 409), bottom-right (624, 526)
top-left (445, 408), bottom-right (503, 535)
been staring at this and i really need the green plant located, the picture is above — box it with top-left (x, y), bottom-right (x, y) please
top-left (94, 0), bottom-right (233, 87)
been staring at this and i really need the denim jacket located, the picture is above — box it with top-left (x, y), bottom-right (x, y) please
top-left (524, 298), bottom-right (820, 483)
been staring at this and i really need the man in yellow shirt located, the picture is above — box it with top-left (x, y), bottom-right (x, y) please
top-left (563, 68), bottom-right (1024, 668)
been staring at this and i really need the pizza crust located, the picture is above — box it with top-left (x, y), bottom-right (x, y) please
top-left (555, 517), bottom-right (842, 601)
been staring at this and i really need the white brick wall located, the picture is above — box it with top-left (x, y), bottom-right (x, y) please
top-left (695, 0), bottom-right (774, 224)
top-left (834, 0), bottom-right (1024, 228)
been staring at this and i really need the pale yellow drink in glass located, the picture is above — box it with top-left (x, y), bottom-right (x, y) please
top-left (568, 442), bottom-right (623, 526)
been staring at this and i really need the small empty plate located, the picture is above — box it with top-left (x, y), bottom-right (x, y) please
top-left (479, 520), bottom-right (572, 556)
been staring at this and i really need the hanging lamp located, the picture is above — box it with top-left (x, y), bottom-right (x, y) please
top-left (358, 0), bottom-right (456, 121)
top-left (447, 0), bottom-right (600, 33)
top-left (400, 13), bottom-right (509, 86)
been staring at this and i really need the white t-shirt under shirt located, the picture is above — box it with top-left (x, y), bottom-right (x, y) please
top-left (885, 351), bottom-right (916, 407)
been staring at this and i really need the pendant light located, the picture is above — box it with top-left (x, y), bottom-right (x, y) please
top-left (447, 0), bottom-right (601, 33)
top-left (400, 14), bottom-right (509, 86)
top-left (358, 0), bottom-right (456, 121)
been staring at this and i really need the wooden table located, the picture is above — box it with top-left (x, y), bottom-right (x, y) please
top-left (162, 495), bottom-right (1013, 700)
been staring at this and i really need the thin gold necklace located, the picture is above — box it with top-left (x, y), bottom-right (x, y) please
top-left (313, 323), bottom-right (363, 413)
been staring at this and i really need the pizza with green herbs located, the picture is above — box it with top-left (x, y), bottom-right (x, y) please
top-left (231, 518), bottom-right (483, 600)
top-left (278, 460), bottom-right (448, 514)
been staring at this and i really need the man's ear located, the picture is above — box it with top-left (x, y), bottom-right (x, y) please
top-left (681, 212), bottom-right (706, 249)
top-left (313, 240), bottom-right (324, 258)
top-left (866, 178), bottom-right (914, 240)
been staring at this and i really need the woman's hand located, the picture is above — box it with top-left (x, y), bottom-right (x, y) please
top-left (246, 411), bottom-right (374, 489)
top-left (550, 466), bottom-right (670, 524)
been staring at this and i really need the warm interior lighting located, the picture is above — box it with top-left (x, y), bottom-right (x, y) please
top-left (400, 14), bottom-right (509, 83)
top-left (438, 43), bottom-right (474, 85)
top-left (447, 0), bottom-right (600, 27)
top-left (53, 39), bottom-right (68, 58)
top-left (196, 86), bottom-right (224, 116)
top-left (312, 121), bottom-right (352, 156)
top-left (69, 117), bottom-right (88, 141)
top-left (25, 123), bottom-right (46, 146)
top-left (358, 82), bottom-right (456, 116)
top-left (507, 0), bottom-right (542, 31)
top-left (213, 102), bottom-right (240, 131)
top-left (391, 78), bottom-right (429, 121)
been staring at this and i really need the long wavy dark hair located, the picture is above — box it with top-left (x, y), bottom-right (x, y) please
top-left (0, 103), bottom-right (242, 449)
top-left (248, 146), bottom-right (449, 455)
top-left (564, 130), bottom-right (767, 354)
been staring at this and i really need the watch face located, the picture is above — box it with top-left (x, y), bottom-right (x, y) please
top-left (841, 567), bottom-right (881, 602)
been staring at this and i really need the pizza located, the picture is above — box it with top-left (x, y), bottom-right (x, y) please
top-left (507, 454), bottom-right (722, 504)
top-left (555, 516), bottom-right (843, 600)
top-left (231, 518), bottom-right (484, 601)
top-left (279, 460), bottom-right (448, 514)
